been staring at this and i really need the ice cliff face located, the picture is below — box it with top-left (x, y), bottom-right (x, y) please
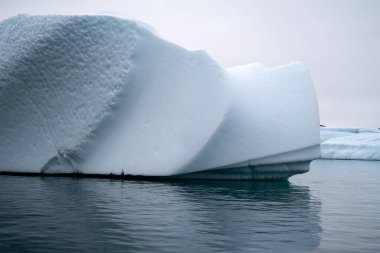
top-left (181, 63), bottom-right (320, 174)
top-left (0, 15), bottom-right (320, 178)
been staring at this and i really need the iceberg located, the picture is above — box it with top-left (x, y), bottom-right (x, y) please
top-left (0, 15), bottom-right (321, 179)
top-left (320, 127), bottom-right (380, 160)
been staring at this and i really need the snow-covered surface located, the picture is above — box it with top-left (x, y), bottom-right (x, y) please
top-left (320, 127), bottom-right (380, 160)
top-left (0, 15), bottom-right (321, 178)
top-left (320, 131), bottom-right (356, 142)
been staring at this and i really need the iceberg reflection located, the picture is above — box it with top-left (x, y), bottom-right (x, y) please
top-left (0, 176), bottom-right (321, 252)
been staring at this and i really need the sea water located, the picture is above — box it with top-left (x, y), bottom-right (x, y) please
top-left (0, 160), bottom-right (379, 252)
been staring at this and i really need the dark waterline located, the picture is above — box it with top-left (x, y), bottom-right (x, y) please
top-left (0, 160), bottom-right (379, 252)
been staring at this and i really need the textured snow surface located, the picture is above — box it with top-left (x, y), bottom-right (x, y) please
top-left (0, 15), bottom-right (320, 176)
top-left (320, 127), bottom-right (380, 160)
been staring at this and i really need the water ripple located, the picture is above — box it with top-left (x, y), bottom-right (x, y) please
top-left (1, 160), bottom-right (378, 252)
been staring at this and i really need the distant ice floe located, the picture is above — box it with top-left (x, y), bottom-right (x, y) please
top-left (0, 15), bottom-right (321, 179)
top-left (320, 127), bottom-right (380, 160)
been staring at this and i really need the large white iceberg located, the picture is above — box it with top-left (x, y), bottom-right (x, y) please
top-left (0, 15), bottom-right (321, 179)
top-left (320, 127), bottom-right (380, 160)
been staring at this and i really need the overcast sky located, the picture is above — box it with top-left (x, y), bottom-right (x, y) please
top-left (1, 0), bottom-right (379, 127)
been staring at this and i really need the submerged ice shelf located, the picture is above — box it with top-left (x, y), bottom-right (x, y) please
top-left (0, 15), bottom-right (321, 180)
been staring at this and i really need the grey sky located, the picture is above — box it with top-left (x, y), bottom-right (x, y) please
top-left (1, 0), bottom-right (379, 127)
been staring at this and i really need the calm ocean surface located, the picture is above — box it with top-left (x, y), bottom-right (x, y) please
top-left (0, 160), bottom-right (379, 253)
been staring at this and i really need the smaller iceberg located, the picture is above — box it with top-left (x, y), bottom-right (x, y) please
top-left (320, 127), bottom-right (380, 160)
